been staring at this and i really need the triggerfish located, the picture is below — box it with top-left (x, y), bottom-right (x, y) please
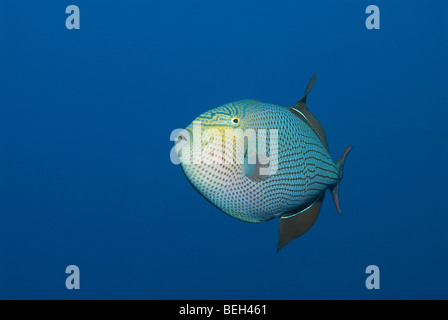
top-left (174, 74), bottom-right (352, 251)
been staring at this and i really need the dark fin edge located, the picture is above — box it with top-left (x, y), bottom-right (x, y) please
top-left (298, 72), bottom-right (317, 105)
top-left (331, 145), bottom-right (353, 215)
top-left (277, 194), bottom-right (324, 252)
top-left (289, 73), bottom-right (330, 153)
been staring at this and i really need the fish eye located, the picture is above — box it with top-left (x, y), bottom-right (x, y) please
top-left (232, 118), bottom-right (239, 124)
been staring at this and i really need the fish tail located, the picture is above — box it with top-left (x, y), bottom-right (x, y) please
top-left (330, 145), bottom-right (353, 215)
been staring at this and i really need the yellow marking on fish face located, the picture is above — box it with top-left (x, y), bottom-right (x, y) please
top-left (191, 105), bottom-right (243, 139)
top-left (180, 105), bottom-right (246, 166)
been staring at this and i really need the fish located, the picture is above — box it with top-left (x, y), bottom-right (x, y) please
top-left (174, 73), bottom-right (352, 251)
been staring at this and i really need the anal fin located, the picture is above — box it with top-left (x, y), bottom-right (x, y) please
top-left (277, 194), bottom-right (324, 251)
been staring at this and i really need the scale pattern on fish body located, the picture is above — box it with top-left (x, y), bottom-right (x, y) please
top-left (179, 99), bottom-right (339, 223)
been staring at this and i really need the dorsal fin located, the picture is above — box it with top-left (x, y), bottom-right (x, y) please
top-left (297, 72), bottom-right (317, 107)
top-left (277, 194), bottom-right (325, 251)
top-left (289, 73), bottom-right (330, 153)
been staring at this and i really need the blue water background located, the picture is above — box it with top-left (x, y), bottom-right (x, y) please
top-left (1, 0), bottom-right (447, 299)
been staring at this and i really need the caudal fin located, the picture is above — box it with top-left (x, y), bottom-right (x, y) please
top-left (331, 145), bottom-right (353, 215)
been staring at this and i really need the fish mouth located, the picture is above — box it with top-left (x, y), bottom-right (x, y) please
top-left (174, 127), bottom-right (193, 147)
top-left (173, 127), bottom-right (191, 167)
top-left (176, 132), bottom-right (188, 143)
top-left (181, 127), bottom-right (192, 139)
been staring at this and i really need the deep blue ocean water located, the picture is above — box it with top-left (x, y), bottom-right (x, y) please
top-left (1, 0), bottom-right (447, 299)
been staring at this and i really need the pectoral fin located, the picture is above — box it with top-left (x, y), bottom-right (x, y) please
top-left (277, 194), bottom-right (324, 251)
top-left (242, 147), bottom-right (271, 182)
